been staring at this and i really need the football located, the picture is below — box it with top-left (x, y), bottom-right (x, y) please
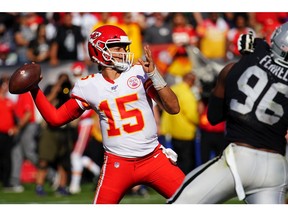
top-left (9, 63), bottom-right (42, 94)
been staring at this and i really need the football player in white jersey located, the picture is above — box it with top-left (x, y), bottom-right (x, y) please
top-left (28, 25), bottom-right (185, 203)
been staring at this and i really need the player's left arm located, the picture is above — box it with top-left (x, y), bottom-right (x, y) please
top-left (138, 45), bottom-right (180, 114)
top-left (207, 62), bottom-right (235, 125)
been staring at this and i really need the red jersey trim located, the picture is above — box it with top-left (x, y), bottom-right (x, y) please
top-left (71, 94), bottom-right (91, 109)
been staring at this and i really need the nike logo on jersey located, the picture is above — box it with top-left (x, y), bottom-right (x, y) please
top-left (154, 153), bottom-right (160, 158)
top-left (111, 85), bottom-right (118, 91)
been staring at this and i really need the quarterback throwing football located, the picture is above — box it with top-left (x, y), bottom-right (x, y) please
top-left (26, 25), bottom-right (185, 203)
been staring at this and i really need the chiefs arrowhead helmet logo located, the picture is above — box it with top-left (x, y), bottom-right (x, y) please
top-left (90, 31), bottom-right (101, 39)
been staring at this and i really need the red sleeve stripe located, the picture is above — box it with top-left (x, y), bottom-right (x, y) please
top-left (143, 79), bottom-right (153, 90)
top-left (71, 94), bottom-right (91, 109)
top-left (144, 79), bottom-right (157, 99)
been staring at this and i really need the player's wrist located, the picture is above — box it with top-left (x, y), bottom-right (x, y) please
top-left (147, 68), bottom-right (167, 91)
top-left (29, 85), bottom-right (40, 96)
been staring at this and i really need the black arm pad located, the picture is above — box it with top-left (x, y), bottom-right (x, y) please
top-left (207, 94), bottom-right (226, 125)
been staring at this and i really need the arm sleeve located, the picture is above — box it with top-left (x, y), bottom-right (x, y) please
top-left (207, 94), bottom-right (226, 125)
top-left (30, 87), bottom-right (84, 127)
top-left (144, 79), bottom-right (157, 99)
top-left (207, 62), bottom-right (235, 125)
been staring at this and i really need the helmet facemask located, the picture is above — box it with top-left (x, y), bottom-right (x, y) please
top-left (90, 37), bottom-right (134, 72)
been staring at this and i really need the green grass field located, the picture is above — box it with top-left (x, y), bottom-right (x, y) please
top-left (0, 182), bottom-right (243, 204)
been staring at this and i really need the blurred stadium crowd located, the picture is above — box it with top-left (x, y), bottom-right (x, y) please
top-left (1, 12), bottom-right (288, 197)
top-left (0, 12), bottom-right (287, 67)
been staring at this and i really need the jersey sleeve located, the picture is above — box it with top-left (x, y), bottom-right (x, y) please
top-left (71, 81), bottom-right (91, 110)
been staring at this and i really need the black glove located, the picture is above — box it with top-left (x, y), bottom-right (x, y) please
top-left (237, 31), bottom-right (255, 55)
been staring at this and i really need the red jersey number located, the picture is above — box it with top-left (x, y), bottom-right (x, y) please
top-left (99, 94), bottom-right (145, 136)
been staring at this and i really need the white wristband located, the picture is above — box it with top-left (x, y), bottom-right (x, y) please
top-left (147, 68), bottom-right (167, 91)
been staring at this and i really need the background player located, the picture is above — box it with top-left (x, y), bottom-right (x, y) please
top-left (69, 62), bottom-right (101, 194)
top-left (168, 22), bottom-right (288, 204)
top-left (19, 25), bottom-right (185, 203)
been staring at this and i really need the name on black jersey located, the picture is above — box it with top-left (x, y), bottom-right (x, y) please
top-left (259, 55), bottom-right (288, 82)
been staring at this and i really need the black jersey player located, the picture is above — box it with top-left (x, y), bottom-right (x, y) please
top-left (168, 22), bottom-right (288, 204)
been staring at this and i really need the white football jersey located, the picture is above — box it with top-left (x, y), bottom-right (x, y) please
top-left (71, 65), bottom-right (159, 157)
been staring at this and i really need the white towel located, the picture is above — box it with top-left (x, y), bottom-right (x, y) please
top-left (160, 145), bottom-right (178, 165)
top-left (224, 143), bottom-right (245, 200)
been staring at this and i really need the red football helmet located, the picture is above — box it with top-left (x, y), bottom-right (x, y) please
top-left (88, 25), bottom-right (134, 72)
